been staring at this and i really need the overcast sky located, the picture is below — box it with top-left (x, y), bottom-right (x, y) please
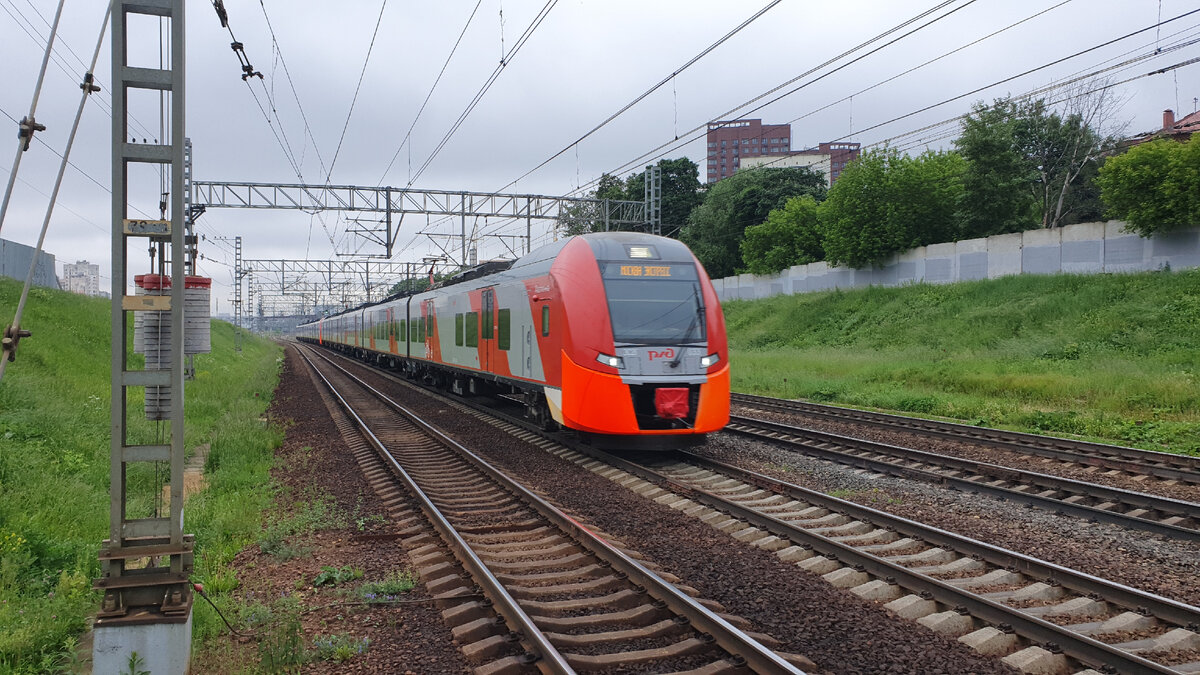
top-left (1, 0), bottom-right (1198, 313)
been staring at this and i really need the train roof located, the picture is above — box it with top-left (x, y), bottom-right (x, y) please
top-left (300, 232), bottom-right (693, 326)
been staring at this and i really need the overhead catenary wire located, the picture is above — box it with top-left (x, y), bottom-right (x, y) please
top-left (576, 0), bottom-right (984, 195)
top-left (584, 4), bottom-right (1200, 198)
top-left (325, 0), bottom-right (388, 184)
top-left (376, 0), bottom-right (485, 186)
top-left (497, 0), bottom-right (785, 193)
top-left (0, 2), bottom-right (110, 381)
top-left (0, 0), bottom-right (65, 238)
top-left (407, 0), bottom-right (559, 187)
top-left (256, 0), bottom-right (329, 179)
top-left (473, 0), bottom-right (982, 246)
top-left (1, 0), bottom-right (157, 140)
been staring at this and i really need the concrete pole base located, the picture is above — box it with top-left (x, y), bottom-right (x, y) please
top-left (93, 611), bottom-right (192, 674)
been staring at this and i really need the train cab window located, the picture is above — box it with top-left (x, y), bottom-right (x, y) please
top-left (541, 305), bottom-right (550, 337)
top-left (498, 308), bottom-right (511, 350)
top-left (465, 312), bottom-right (479, 347)
top-left (600, 261), bottom-right (705, 345)
top-left (455, 313), bottom-right (464, 346)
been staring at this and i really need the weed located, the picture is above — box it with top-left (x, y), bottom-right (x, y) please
top-left (826, 489), bottom-right (855, 499)
top-left (119, 652), bottom-right (150, 675)
top-left (312, 565), bottom-right (362, 587)
top-left (257, 596), bottom-right (306, 672)
top-left (311, 634), bottom-right (370, 663)
top-left (359, 569), bottom-right (418, 601)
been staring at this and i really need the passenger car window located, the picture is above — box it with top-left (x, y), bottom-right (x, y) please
top-left (498, 309), bottom-right (511, 350)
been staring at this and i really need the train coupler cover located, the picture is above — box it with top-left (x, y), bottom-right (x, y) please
top-left (654, 387), bottom-right (690, 419)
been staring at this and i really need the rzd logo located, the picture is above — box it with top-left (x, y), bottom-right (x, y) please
top-left (647, 348), bottom-right (675, 361)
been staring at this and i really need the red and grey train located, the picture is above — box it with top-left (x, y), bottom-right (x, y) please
top-left (295, 232), bottom-right (729, 447)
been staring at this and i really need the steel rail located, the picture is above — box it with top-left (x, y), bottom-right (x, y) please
top-left (301, 345), bottom-right (805, 675)
top-left (732, 392), bottom-right (1200, 483)
top-left (726, 415), bottom-right (1200, 541)
top-left (296, 346), bottom-right (574, 674)
top-left (586, 449), bottom-right (1190, 675)
top-left (303, 342), bottom-right (1199, 673)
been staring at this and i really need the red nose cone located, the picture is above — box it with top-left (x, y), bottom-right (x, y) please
top-left (655, 388), bottom-right (689, 419)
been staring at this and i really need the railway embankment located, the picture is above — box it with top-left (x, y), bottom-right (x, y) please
top-left (724, 267), bottom-right (1200, 455)
top-left (0, 278), bottom-right (281, 673)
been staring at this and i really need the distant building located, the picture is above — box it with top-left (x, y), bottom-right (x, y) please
top-left (704, 119), bottom-right (860, 185)
top-left (1127, 108), bottom-right (1200, 146)
top-left (738, 142), bottom-right (862, 187)
top-left (705, 119), bottom-right (791, 182)
top-left (62, 260), bottom-right (100, 296)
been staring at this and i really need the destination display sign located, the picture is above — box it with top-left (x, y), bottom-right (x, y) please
top-left (603, 262), bottom-right (698, 280)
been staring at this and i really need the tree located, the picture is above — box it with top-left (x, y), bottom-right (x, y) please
top-left (822, 148), bottom-right (965, 269)
top-left (955, 99), bottom-right (1038, 236)
top-left (741, 195), bottom-right (823, 274)
top-left (625, 158), bottom-right (703, 234)
top-left (555, 159), bottom-right (702, 237)
top-left (681, 166), bottom-right (826, 278)
top-left (1097, 133), bottom-right (1200, 236)
top-left (955, 85), bottom-right (1126, 234)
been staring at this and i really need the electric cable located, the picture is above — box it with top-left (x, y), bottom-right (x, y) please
top-left (407, 0), bottom-right (559, 187)
top-left (325, 0), bottom-right (389, 183)
top-left (376, 0), bottom-right (484, 186)
top-left (498, 0), bottom-right (784, 192)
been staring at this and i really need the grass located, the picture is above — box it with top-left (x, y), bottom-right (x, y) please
top-left (0, 277), bottom-right (282, 673)
top-left (724, 268), bottom-right (1200, 454)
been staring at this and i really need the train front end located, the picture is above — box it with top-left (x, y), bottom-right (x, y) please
top-left (551, 233), bottom-right (729, 448)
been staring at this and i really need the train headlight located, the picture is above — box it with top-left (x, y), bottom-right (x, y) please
top-left (596, 353), bottom-right (624, 369)
top-left (700, 353), bottom-right (720, 368)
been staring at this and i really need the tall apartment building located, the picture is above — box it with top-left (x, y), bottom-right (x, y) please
top-left (705, 119), bottom-right (860, 185)
top-left (62, 260), bottom-right (100, 296)
top-left (705, 119), bottom-right (791, 182)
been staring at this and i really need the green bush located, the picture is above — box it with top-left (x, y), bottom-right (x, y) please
top-left (1098, 133), bottom-right (1200, 236)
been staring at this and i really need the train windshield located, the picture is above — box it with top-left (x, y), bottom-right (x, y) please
top-left (600, 262), bottom-right (705, 345)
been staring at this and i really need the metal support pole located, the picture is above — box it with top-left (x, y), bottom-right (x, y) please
top-left (460, 192), bottom-right (467, 267)
top-left (96, 3), bottom-right (194, 671)
top-left (234, 236), bottom-right (242, 352)
top-left (384, 186), bottom-right (392, 257)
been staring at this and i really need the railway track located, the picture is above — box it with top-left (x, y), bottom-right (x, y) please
top-left (294, 344), bottom-right (811, 674)
top-left (610, 451), bottom-right (1200, 675)
top-left (732, 392), bottom-right (1200, 485)
top-left (300, 344), bottom-right (1200, 672)
top-left (424, 404), bottom-right (1200, 674)
top-left (724, 414), bottom-right (1200, 541)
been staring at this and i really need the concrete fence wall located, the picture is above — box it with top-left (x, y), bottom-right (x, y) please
top-left (0, 238), bottom-right (59, 289)
top-left (712, 221), bottom-right (1200, 302)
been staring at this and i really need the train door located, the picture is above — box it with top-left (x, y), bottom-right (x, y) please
top-left (423, 300), bottom-right (435, 359)
top-left (522, 324), bottom-right (533, 379)
top-left (480, 289), bottom-right (495, 371)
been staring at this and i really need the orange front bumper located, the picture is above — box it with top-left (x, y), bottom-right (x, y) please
top-left (559, 352), bottom-right (730, 435)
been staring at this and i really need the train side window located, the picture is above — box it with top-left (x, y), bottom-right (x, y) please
top-left (455, 313), bottom-right (464, 346)
top-left (409, 319), bottom-right (417, 343)
top-left (398, 320), bottom-right (406, 342)
top-left (498, 308), bottom-right (511, 350)
top-left (418, 317), bottom-right (426, 343)
top-left (541, 305), bottom-right (550, 337)
top-left (465, 312), bottom-right (479, 347)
